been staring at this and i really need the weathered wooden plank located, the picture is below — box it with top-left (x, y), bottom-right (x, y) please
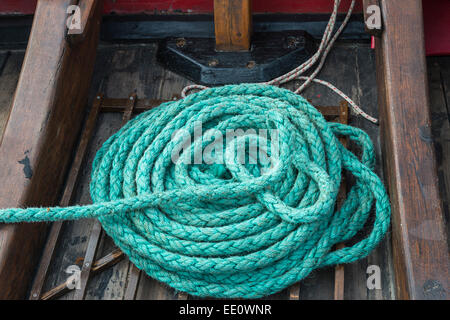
top-left (352, 45), bottom-right (395, 300)
top-left (29, 94), bottom-right (103, 300)
top-left (124, 265), bottom-right (141, 300)
top-left (120, 93), bottom-right (142, 301)
top-left (375, 0), bottom-right (449, 299)
top-left (333, 101), bottom-right (349, 301)
top-left (0, 52), bottom-right (23, 141)
top-left (135, 275), bottom-right (178, 300)
top-left (214, 0), bottom-right (252, 51)
top-left (91, 248), bottom-right (124, 272)
top-left (41, 282), bottom-right (70, 301)
top-left (0, 0), bottom-right (102, 299)
top-left (73, 220), bottom-right (102, 300)
top-left (103, 101), bottom-right (343, 118)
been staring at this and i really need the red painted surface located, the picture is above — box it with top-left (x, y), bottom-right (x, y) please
top-left (423, 0), bottom-right (450, 56)
top-left (0, 0), bottom-right (361, 15)
top-left (0, 0), bottom-right (448, 55)
top-left (0, 0), bottom-right (35, 14)
top-left (102, 0), bottom-right (362, 14)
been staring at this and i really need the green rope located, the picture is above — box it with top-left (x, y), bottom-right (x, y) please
top-left (0, 84), bottom-right (390, 298)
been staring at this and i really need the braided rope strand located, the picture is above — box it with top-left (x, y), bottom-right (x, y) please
top-left (0, 84), bottom-right (390, 298)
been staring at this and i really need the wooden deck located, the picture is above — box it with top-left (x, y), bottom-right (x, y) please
top-left (0, 40), bottom-right (448, 299)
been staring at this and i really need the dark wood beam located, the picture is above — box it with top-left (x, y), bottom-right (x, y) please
top-left (0, 0), bottom-right (102, 299)
top-left (214, 0), bottom-right (252, 51)
top-left (374, 0), bottom-right (449, 299)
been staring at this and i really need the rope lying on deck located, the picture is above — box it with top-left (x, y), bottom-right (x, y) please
top-left (0, 84), bottom-right (390, 298)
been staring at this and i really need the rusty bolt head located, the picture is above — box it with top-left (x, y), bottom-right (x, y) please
top-left (286, 36), bottom-right (301, 49)
top-left (175, 38), bottom-right (186, 48)
top-left (246, 61), bottom-right (256, 69)
top-left (208, 59), bottom-right (219, 67)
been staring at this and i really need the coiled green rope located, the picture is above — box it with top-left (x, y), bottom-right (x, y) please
top-left (0, 84), bottom-right (390, 298)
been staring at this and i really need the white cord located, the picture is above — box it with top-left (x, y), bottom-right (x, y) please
top-left (181, 0), bottom-right (378, 124)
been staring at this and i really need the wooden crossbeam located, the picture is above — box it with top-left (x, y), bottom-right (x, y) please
top-left (333, 101), bottom-right (349, 301)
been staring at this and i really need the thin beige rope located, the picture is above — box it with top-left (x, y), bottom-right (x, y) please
top-left (181, 0), bottom-right (378, 124)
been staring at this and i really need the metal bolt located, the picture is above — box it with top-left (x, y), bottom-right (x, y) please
top-left (208, 59), bottom-right (219, 67)
top-left (286, 36), bottom-right (301, 49)
top-left (32, 293), bottom-right (38, 298)
top-left (130, 96), bottom-right (134, 100)
top-left (96, 96), bottom-right (101, 99)
top-left (246, 61), bottom-right (256, 69)
top-left (175, 38), bottom-right (186, 48)
top-left (85, 262), bottom-right (90, 267)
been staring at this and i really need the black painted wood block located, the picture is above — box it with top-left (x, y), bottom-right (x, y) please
top-left (157, 31), bottom-right (317, 86)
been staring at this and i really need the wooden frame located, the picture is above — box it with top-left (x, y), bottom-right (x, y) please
top-left (0, 0), bottom-right (102, 299)
top-left (373, 0), bottom-right (449, 299)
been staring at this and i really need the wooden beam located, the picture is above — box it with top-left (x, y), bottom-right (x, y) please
top-left (121, 93), bottom-right (142, 301)
top-left (0, 0), bottom-right (102, 299)
top-left (333, 101), bottom-right (349, 301)
top-left (214, 0), bottom-right (252, 51)
top-left (124, 265), bottom-right (141, 300)
top-left (103, 101), bottom-right (343, 119)
top-left (374, 0), bottom-right (449, 299)
top-left (73, 220), bottom-right (102, 300)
